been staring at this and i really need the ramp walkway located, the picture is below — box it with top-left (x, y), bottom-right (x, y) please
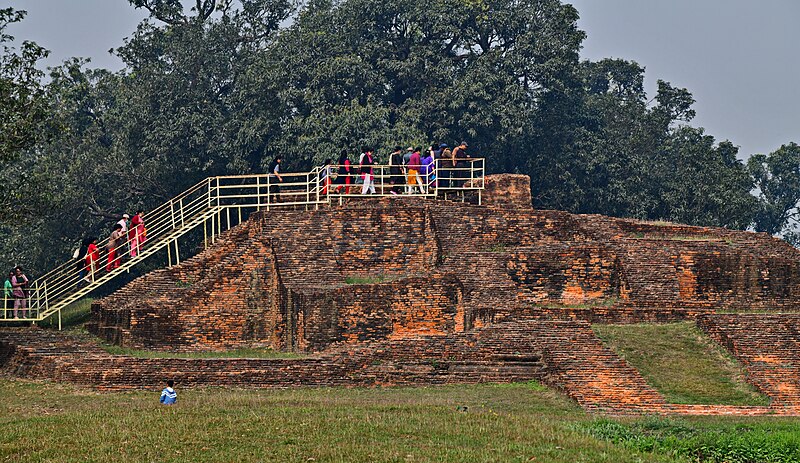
top-left (0, 160), bottom-right (485, 327)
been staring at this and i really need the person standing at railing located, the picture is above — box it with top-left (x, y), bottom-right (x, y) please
top-left (130, 210), bottom-right (145, 258)
top-left (11, 267), bottom-right (29, 319)
top-left (388, 146), bottom-right (404, 195)
top-left (268, 155), bottom-right (283, 203)
top-left (106, 224), bottom-right (124, 272)
top-left (359, 147), bottom-right (376, 195)
top-left (333, 150), bottom-right (352, 195)
top-left (438, 145), bottom-right (452, 188)
top-left (452, 141), bottom-right (469, 188)
top-left (407, 147), bottom-right (424, 194)
top-left (320, 159), bottom-right (333, 195)
top-left (421, 146), bottom-right (435, 192)
top-left (3, 271), bottom-right (12, 319)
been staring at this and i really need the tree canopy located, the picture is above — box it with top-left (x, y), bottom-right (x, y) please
top-left (1, 0), bottom-right (799, 275)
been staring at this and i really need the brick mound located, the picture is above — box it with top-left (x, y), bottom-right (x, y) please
top-left (698, 314), bottom-right (800, 407)
top-left (0, 319), bottom-right (663, 411)
top-left (5, 174), bottom-right (800, 415)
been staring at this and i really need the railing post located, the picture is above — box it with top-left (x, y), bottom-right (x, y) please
top-left (179, 198), bottom-right (185, 228)
top-left (174, 239), bottom-right (180, 265)
top-left (170, 199), bottom-right (176, 232)
top-left (43, 280), bottom-right (49, 321)
top-left (207, 177), bottom-right (212, 209)
top-left (257, 176), bottom-right (261, 212)
top-left (266, 174), bottom-right (270, 212)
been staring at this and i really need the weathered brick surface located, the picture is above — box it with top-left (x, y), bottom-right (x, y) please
top-left (0, 320), bottom-right (664, 412)
top-left (6, 175), bottom-right (800, 415)
top-left (86, 180), bottom-right (800, 353)
top-left (697, 314), bottom-right (800, 407)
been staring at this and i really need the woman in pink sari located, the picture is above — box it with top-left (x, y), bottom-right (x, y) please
top-left (129, 210), bottom-right (146, 257)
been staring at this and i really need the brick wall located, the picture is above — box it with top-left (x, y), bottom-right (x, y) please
top-left (88, 177), bottom-right (800, 353)
top-left (697, 314), bottom-right (800, 407)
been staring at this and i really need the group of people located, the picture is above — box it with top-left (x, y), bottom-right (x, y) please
top-left (78, 211), bottom-right (147, 283)
top-left (3, 267), bottom-right (29, 319)
top-left (316, 141), bottom-right (473, 196)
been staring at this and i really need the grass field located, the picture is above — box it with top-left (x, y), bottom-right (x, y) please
top-left (1, 380), bottom-right (799, 463)
top-left (593, 322), bottom-right (769, 406)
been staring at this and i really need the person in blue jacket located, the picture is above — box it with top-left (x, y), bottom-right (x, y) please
top-left (160, 380), bottom-right (177, 405)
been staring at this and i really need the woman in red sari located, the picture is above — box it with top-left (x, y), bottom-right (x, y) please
top-left (130, 210), bottom-right (145, 257)
top-left (84, 237), bottom-right (100, 283)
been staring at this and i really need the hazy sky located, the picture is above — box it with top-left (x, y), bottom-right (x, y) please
top-left (7, 0), bottom-right (799, 158)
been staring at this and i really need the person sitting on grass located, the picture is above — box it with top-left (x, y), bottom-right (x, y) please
top-left (160, 380), bottom-right (177, 405)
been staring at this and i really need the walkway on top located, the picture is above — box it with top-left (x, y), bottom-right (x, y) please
top-left (0, 159), bottom-right (485, 328)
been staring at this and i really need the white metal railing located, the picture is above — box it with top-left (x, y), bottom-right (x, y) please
top-left (0, 160), bottom-right (484, 327)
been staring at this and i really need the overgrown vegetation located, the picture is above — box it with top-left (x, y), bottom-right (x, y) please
top-left (38, 298), bottom-right (93, 329)
top-left (594, 322), bottom-right (769, 406)
top-left (344, 275), bottom-right (389, 285)
top-left (1, 380), bottom-right (797, 462)
top-left (582, 416), bottom-right (800, 463)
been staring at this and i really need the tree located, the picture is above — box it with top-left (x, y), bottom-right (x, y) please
top-left (748, 143), bottom-right (800, 236)
top-left (0, 8), bottom-right (52, 223)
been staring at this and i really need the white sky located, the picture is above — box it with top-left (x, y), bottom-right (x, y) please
top-left (7, 0), bottom-right (800, 158)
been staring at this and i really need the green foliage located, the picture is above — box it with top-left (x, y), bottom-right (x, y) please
top-left (38, 298), bottom-right (93, 329)
top-left (594, 322), bottom-right (769, 406)
top-left (344, 274), bottom-right (389, 285)
top-left (748, 142), bottom-right (800, 237)
top-left (583, 417), bottom-right (800, 463)
top-left (2, 0), bottom-right (799, 275)
top-left (0, 8), bottom-right (51, 222)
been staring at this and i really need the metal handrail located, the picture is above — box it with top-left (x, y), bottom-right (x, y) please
top-left (1, 160), bottom-right (485, 327)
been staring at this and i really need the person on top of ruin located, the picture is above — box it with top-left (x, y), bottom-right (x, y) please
top-left (421, 146), bottom-right (435, 191)
top-left (359, 147), bottom-right (376, 195)
top-left (438, 144), bottom-right (451, 188)
top-left (388, 146), bottom-right (404, 195)
top-left (452, 141), bottom-right (469, 187)
top-left (320, 158), bottom-right (333, 195)
top-left (403, 146), bottom-right (413, 165)
top-left (160, 379), bottom-right (177, 405)
top-left (333, 150), bottom-right (352, 195)
top-left (407, 147), bottom-right (424, 194)
top-left (268, 155), bottom-right (283, 203)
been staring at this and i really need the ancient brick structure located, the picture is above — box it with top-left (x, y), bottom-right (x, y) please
top-left (3, 173), bottom-right (800, 415)
top-left (86, 177), bottom-right (800, 353)
top-left (697, 314), bottom-right (800, 407)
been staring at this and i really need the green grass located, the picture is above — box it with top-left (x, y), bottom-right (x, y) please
top-left (1, 380), bottom-right (799, 463)
top-left (532, 297), bottom-right (619, 310)
top-left (582, 416), bottom-right (800, 463)
top-left (100, 346), bottom-right (304, 359)
top-left (39, 298), bottom-right (93, 329)
top-left (344, 275), bottom-right (389, 285)
top-left (593, 322), bottom-right (769, 406)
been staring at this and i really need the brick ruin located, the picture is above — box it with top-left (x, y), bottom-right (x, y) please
top-left (3, 173), bottom-right (800, 415)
